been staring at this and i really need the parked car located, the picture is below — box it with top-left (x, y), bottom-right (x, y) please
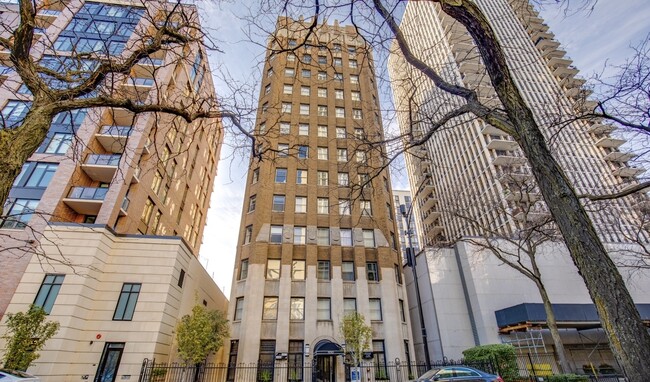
top-left (0, 369), bottom-right (40, 382)
top-left (410, 366), bottom-right (504, 382)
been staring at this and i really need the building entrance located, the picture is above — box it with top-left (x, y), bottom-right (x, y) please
top-left (313, 340), bottom-right (344, 382)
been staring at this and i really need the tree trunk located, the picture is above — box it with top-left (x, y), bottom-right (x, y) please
top-left (0, 103), bottom-right (55, 217)
top-left (536, 281), bottom-right (571, 373)
top-left (440, 3), bottom-right (650, 380)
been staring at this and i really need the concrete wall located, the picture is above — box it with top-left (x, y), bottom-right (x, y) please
top-left (0, 225), bottom-right (228, 382)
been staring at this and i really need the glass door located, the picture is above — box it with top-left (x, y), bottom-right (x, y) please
top-left (94, 342), bottom-right (125, 382)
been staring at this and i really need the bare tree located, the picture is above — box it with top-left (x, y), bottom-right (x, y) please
top-left (238, 0), bottom-right (650, 379)
top-left (451, 180), bottom-right (571, 373)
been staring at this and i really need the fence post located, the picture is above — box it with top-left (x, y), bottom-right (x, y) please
top-left (527, 353), bottom-right (537, 382)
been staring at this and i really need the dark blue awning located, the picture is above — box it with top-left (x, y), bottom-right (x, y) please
top-left (495, 303), bottom-right (650, 332)
top-left (313, 340), bottom-right (344, 356)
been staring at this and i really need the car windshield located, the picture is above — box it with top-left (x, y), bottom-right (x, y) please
top-left (419, 368), bottom-right (441, 380)
top-left (0, 369), bottom-right (34, 378)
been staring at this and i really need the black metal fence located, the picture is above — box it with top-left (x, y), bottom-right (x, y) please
top-left (138, 358), bottom-right (495, 382)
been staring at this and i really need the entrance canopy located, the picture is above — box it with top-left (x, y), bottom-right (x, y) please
top-left (313, 340), bottom-right (344, 356)
top-left (495, 303), bottom-right (650, 333)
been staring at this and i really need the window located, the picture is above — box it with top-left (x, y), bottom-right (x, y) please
top-left (290, 298), bottom-right (305, 320)
top-left (334, 73), bottom-right (343, 82)
top-left (299, 123), bottom-right (309, 135)
top-left (288, 340), bottom-right (304, 382)
top-left (302, 54), bottom-right (312, 63)
top-left (296, 169), bottom-right (308, 184)
top-left (355, 128), bottom-right (365, 139)
top-left (373, 341), bottom-right (388, 378)
top-left (318, 88), bottom-right (327, 97)
top-left (244, 225), bottom-right (253, 244)
top-left (263, 297), bottom-right (278, 320)
top-left (258, 340), bottom-right (276, 378)
top-left (294, 226), bottom-right (306, 244)
top-left (317, 71), bottom-right (326, 80)
top-left (113, 283), bottom-right (141, 321)
top-left (234, 297), bottom-right (244, 320)
top-left (270, 226), bottom-right (283, 244)
top-left (44, 133), bottom-right (72, 154)
top-left (252, 168), bottom-right (259, 184)
top-left (300, 86), bottom-right (310, 96)
top-left (298, 146), bottom-right (308, 159)
top-left (26, 163), bottom-right (59, 188)
top-left (267, 259), bottom-right (281, 278)
top-left (339, 199), bottom-right (351, 216)
top-left (351, 91), bottom-right (361, 101)
top-left (317, 298), bottom-right (331, 320)
top-left (317, 261), bottom-right (330, 280)
top-left (248, 195), bottom-right (257, 212)
top-left (301, 69), bottom-right (311, 78)
top-left (272, 195), bottom-right (286, 212)
top-left (335, 89), bottom-right (344, 100)
top-left (363, 230), bottom-right (375, 247)
top-left (287, 53), bottom-right (295, 61)
top-left (317, 125), bottom-right (328, 137)
top-left (318, 56), bottom-right (327, 64)
top-left (367, 262), bottom-right (379, 281)
top-left (275, 168), bottom-right (288, 183)
top-left (317, 147), bottom-right (328, 160)
top-left (265, 84), bottom-right (271, 94)
top-left (227, 341), bottom-right (239, 380)
top-left (317, 228), bottom-right (330, 245)
top-left (285, 68), bottom-right (295, 77)
top-left (340, 229), bottom-right (353, 246)
top-left (240, 259), bottom-right (249, 280)
top-left (33, 274), bottom-right (64, 314)
top-left (317, 198), bottom-right (329, 214)
top-left (359, 173), bottom-right (369, 184)
top-left (317, 171), bottom-right (328, 186)
top-left (292, 260), bottom-right (305, 280)
top-left (391, 232), bottom-right (398, 251)
top-left (337, 148), bottom-right (347, 162)
top-left (1, 100), bottom-right (30, 128)
top-left (261, 103), bottom-right (269, 114)
top-left (361, 200), bottom-right (372, 216)
top-left (336, 127), bottom-right (346, 138)
top-left (356, 151), bottom-right (367, 162)
top-left (278, 143), bottom-right (289, 157)
top-left (333, 58), bottom-right (342, 66)
top-left (350, 75), bottom-right (359, 84)
top-left (317, 105), bottom-right (327, 117)
top-left (348, 46), bottom-right (357, 54)
top-left (300, 104), bottom-right (309, 115)
top-left (295, 196), bottom-right (307, 213)
top-left (280, 122), bottom-right (291, 135)
top-left (369, 298), bottom-right (382, 321)
top-left (343, 298), bottom-right (357, 316)
top-left (349, 59), bottom-right (358, 68)
top-left (333, 43), bottom-right (341, 52)
top-left (267, 68), bottom-right (273, 77)
top-left (338, 172), bottom-right (349, 186)
top-left (282, 102), bottom-right (292, 113)
top-left (141, 198), bottom-right (154, 224)
top-left (288, 39), bottom-right (297, 47)
top-left (353, 109), bottom-right (363, 120)
top-left (342, 262), bottom-right (355, 281)
top-left (399, 299), bottom-right (406, 322)
top-left (283, 84), bottom-right (293, 94)
top-left (259, 122), bottom-right (267, 134)
top-left (335, 107), bottom-right (345, 118)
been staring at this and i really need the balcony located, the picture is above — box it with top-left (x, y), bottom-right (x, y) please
top-left (536, 38), bottom-right (560, 53)
top-left (425, 225), bottom-right (445, 239)
top-left (498, 171), bottom-right (532, 184)
top-left (604, 151), bottom-right (634, 162)
top-left (487, 138), bottom-right (519, 151)
top-left (96, 125), bottom-right (132, 153)
top-left (595, 137), bottom-right (625, 149)
top-left (612, 166), bottom-right (645, 178)
top-left (588, 123), bottom-right (615, 135)
top-left (63, 187), bottom-right (108, 215)
top-left (423, 210), bottom-right (442, 225)
top-left (492, 152), bottom-right (527, 166)
top-left (81, 154), bottom-right (120, 182)
top-left (421, 195), bottom-right (438, 212)
top-left (553, 65), bottom-right (579, 79)
top-left (514, 208), bottom-right (550, 222)
top-left (481, 124), bottom-right (503, 136)
top-left (505, 190), bottom-right (541, 202)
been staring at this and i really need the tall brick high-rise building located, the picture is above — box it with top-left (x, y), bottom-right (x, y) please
top-left (0, 1), bottom-right (227, 380)
top-left (227, 17), bottom-right (414, 381)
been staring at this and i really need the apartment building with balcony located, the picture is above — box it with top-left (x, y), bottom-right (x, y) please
top-left (0, 1), bottom-right (227, 381)
top-left (388, 0), bottom-right (650, 372)
top-left (226, 17), bottom-right (414, 381)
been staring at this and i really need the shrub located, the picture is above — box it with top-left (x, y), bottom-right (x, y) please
top-left (462, 344), bottom-right (518, 381)
top-left (546, 374), bottom-right (589, 382)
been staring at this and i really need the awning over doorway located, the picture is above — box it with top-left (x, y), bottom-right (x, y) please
top-left (495, 303), bottom-right (650, 333)
top-left (313, 340), bottom-right (344, 356)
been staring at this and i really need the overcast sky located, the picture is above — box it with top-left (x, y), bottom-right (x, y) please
top-left (195, 1), bottom-right (650, 296)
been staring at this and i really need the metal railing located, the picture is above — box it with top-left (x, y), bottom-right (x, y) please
top-left (99, 125), bottom-right (132, 136)
top-left (85, 154), bottom-right (121, 166)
